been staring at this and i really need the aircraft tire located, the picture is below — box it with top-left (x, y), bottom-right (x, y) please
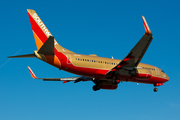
top-left (93, 85), bottom-right (100, 91)
top-left (153, 88), bottom-right (158, 92)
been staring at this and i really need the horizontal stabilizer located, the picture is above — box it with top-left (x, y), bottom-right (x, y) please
top-left (8, 53), bottom-right (36, 58)
top-left (27, 66), bottom-right (93, 82)
top-left (38, 36), bottom-right (54, 55)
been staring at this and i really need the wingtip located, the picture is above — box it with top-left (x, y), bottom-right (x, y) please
top-left (142, 16), bottom-right (152, 35)
top-left (27, 66), bottom-right (37, 79)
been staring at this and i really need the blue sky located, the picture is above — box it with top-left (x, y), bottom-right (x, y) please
top-left (0, 0), bottom-right (180, 120)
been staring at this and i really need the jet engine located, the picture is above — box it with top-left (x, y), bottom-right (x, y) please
top-left (100, 81), bottom-right (118, 90)
top-left (93, 81), bottom-right (118, 91)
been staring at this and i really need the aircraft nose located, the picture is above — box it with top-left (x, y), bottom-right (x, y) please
top-left (166, 74), bottom-right (170, 81)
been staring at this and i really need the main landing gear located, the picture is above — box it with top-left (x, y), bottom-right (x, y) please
top-left (93, 85), bottom-right (101, 91)
top-left (92, 81), bottom-right (102, 91)
top-left (112, 78), bottom-right (120, 85)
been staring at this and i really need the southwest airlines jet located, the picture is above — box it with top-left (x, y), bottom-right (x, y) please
top-left (8, 9), bottom-right (169, 92)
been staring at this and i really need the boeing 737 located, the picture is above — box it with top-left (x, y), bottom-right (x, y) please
top-left (8, 9), bottom-right (169, 92)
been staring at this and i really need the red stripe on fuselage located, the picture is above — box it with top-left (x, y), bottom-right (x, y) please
top-left (55, 52), bottom-right (109, 77)
top-left (56, 52), bottom-right (169, 84)
top-left (145, 76), bottom-right (168, 83)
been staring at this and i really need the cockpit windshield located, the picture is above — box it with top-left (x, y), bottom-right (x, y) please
top-left (161, 70), bottom-right (165, 73)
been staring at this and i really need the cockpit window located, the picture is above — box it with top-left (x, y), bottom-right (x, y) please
top-left (161, 70), bottom-right (165, 73)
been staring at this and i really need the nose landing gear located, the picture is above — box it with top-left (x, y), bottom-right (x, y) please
top-left (153, 87), bottom-right (158, 92)
top-left (153, 84), bottom-right (158, 92)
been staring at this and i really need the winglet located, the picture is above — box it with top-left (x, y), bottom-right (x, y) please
top-left (27, 66), bottom-right (37, 79)
top-left (142, 16), bottom-right (152, 35)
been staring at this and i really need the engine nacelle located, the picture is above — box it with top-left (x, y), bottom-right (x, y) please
top-left (134, 68), bottom-right (152, 80)
top-left (100, 81), bottom-right (117, 90)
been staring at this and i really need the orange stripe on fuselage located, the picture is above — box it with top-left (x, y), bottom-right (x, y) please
top-left (44, 55), bottom-right (61, 68)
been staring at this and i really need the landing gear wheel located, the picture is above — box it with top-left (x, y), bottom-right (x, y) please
top-left (93, 86), bottom-right (97, 91)
top-left (93, 85), bottom-right (101, 91)
top-left (153, 88), bottom-right (158, 92)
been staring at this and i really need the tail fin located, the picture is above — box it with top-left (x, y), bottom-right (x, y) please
top-left (27, 9), bottom-right (74, 53)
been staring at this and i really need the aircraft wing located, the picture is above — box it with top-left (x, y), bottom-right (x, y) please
top-left (107, 16), bottom-right (153, 73)
top-left (28, 66), bottom-right (92, 83)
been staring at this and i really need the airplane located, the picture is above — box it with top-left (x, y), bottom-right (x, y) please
top-left (8, 9), bottom-right (169, 92)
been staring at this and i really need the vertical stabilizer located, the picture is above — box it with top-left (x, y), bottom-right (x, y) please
top-left (27, 9), bottom-right (74, 53)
